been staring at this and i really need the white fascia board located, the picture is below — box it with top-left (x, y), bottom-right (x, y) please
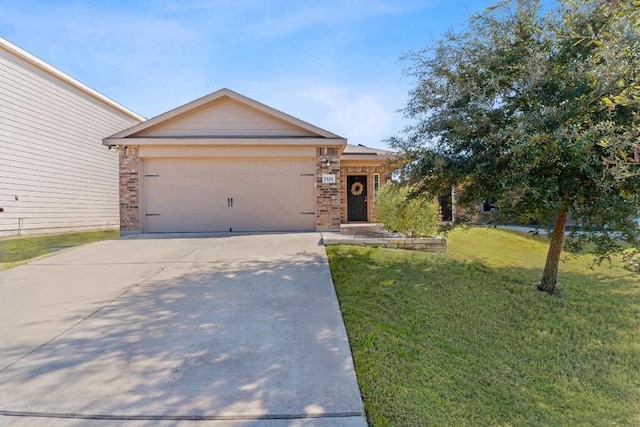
top-left (103, 137), bottom-right (348, 147)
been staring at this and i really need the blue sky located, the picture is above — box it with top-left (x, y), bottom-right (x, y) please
top-left (2, 0), bottom-right (511, 148)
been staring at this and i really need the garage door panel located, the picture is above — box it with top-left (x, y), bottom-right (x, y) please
top-left (143, 158), bottom-right (315, 232)
top-left (145, 177), bottom-right (226, 212)
top-left (144, 172), bottom-right (229, 233)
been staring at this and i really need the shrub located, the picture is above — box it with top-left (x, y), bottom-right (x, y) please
top-left (375, 183), bottom-right (440, 237)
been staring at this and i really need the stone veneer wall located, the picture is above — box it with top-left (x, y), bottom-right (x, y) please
top-left (340, 166), bottom-right (392, 223)
top-left (119, 146), bottom-right (139, 233)
top-left (323, 236), bottom-right (447, 252)
top-left (316, 147), bottom-right (342, 231)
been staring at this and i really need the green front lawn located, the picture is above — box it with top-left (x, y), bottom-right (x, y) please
top-left (327, 228), bottom-right (640, 426)
top-left (0, 230), bottom-right (119, 269)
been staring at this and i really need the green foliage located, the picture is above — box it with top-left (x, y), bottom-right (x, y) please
top-left (375, 183), bottom-right (440, 237)
top-left (388, 0), bottom-right (640, 289)
top-left (580, 0), bottom-right (640, 179)
top-left (327, 228), bottom-right (640, 426)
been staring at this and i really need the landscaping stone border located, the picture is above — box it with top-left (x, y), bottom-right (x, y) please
top-left (322, 234), bottom-right (447, 252)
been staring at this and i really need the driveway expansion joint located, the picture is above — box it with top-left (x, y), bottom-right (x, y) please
top-left (0, 410), bottom-right (365, 421)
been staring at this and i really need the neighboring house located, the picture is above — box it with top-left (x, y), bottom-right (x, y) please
top-left (104, 88), bottom-right (395, 234)
top-left (0, 37), bottom-right (144, 237)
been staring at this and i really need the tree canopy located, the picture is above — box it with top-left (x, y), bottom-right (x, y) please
top-left (389, 0), bottom-right (640, 293)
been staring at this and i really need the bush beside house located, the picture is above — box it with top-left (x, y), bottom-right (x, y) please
top-left (375, 183), bottom-right (440, 237)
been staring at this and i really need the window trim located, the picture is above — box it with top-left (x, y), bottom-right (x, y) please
top-left (373, 173), bottom-right (380, 194)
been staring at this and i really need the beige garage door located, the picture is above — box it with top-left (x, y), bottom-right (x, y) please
top-left (143, 158), bottom-right (316, 232)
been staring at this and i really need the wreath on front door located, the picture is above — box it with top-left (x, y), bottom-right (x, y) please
top-left (350, 182), bottom-right (364, 196)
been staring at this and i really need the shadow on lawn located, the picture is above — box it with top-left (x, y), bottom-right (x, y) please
top-left (329, 246), bottom-right (640, 425)
top-left (0, 250), bottom-right (360, 425)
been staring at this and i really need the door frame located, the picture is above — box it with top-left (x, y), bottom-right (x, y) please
top-left (346, 175), bottom-right (368, 222)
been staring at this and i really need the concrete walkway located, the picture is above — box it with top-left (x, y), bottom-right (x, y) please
top-left (0, 233), bottom-right (366, 426)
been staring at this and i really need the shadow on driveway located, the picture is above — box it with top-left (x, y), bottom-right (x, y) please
top-left (0, 234), bottom-right (365, 426)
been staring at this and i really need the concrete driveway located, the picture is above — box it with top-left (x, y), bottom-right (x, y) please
top-left (0, 233), bottom-right (366, 426)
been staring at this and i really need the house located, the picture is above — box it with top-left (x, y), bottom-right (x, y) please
top-left (0, 37), bottom-right (144, 237)
top-left (103, 88), bottom-right (395, 234)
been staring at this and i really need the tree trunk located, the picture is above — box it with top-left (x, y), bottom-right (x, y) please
top-left (538, 211), bottom-right (568, 294)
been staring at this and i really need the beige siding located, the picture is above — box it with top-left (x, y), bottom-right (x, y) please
top-left (0, 46), bottom-right (141, 236)
top-left (137, 97), bottom-right (318, 137)
top-left (142, 158), bottom-right (316, 232)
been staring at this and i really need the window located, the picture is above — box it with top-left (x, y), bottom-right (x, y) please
top-left (483, 198), bottom-right (497, 212)
top-left (373, 173), bottom-right (380, 194)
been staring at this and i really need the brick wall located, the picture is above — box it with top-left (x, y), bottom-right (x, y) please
top-left (316, 147), bottom-right (341, 231)
top-left (119, 146), bottom-right (139, 233)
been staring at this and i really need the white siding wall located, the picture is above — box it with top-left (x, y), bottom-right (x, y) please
top-left (0, 46), bottom-right (140, 237)
top-left (138, 97), bottom-right (317, 137)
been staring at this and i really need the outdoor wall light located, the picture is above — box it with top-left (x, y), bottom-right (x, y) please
top-left (325, 158), bottom-right (331, 167)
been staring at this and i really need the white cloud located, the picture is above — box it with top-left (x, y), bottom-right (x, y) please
top-left (240, 80), bottom-right (408, 149)
top-left (0, 0), bottom-right (419, 147)
top-left (300, 85), bottom-right (395, 140)
top-left (246, 0), bottom-right (430, 38)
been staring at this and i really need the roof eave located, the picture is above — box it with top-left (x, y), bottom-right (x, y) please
top-left (340, 153), bottom-right (397, 162)
top-left (102, 136), bottom-right (348, 147)
top-left (106, 88), bottom-right (345, 140)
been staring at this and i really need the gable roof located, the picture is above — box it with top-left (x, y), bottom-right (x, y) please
top-left (106, 88), bottom-right (345, 140)
top-left (0, 37), bottom-right (143, 122)
top-left (340, 144), bottom-right (396, 162)
top-left (343, 144), bottom-right (394, 156)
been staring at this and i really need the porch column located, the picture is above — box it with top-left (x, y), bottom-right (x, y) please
top-left (316, 147), bottom-right (341, 231)
top-left (119, 145), bottom-right (140, 234)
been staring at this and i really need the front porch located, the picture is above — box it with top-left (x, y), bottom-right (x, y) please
top-left (339, 144), bottom-right (397, 225)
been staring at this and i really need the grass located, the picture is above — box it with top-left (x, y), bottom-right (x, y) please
top-left (0, 230), bottom-right (119, 269)
top-left (327, 227), bottom-right (640, 426)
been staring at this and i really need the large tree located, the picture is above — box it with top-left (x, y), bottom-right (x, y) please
top-left (389, 0), bottom-right (640, 293)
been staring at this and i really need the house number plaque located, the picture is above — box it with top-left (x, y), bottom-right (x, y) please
top-left (322, 174), bottom-right (336, 184)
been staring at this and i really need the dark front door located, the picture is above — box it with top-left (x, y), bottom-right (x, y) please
top-left (439, 193), bottom-right (453, 221)
top-left (347, 175), bottom-right (368, 221)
